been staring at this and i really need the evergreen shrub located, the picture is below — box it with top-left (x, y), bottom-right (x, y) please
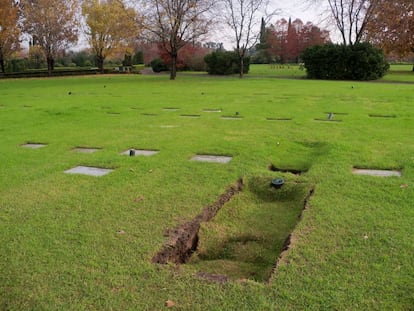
top-left (150, 58), bottom-right (168, 73)
top-left (204, 51), bottom-right (250, 75)
top-left (301, 43), bottom-right (389, 80)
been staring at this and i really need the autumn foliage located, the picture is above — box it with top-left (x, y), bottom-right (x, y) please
top-left (255, 18), bottom-right (330, 64)
top-left (0, 0), bottom-right (20, 73)
top-left (366, 0), bottom-right (414, 58)
top-left (158, 43), bottom-right (211, 71)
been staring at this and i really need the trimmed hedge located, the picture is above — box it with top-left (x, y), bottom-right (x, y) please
top-left (301, 43), bottom-right (389, 80)
top-left (204, 51), bottom-right (250, 75)
top-left (0, 67), bottom-right (137, 79)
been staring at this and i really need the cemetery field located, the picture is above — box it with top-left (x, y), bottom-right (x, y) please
top-left (0, 72), bottom-right (413, 310)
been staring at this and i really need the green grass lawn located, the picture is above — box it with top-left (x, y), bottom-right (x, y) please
top-left (0, 69), bottom-right (413, 310)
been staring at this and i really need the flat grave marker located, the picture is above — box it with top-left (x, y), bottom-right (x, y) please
top-left (352, 168), bottom-right (401, 177)
top-left (64, 166), bottom-right (113, 177)
top-left (221, 116), bottom-right (243, 120)
top-left (121, 149), bottom-right (159, 156)
top-left (72, 147), bottom-right (101, 153)
top-left (160, 125), bottom-right (178, 128)
top-left (180, 114), bottom-right (201, 118)
top-left (368, 114), bottom-right (397, 119)
top-left (203, 109), bottom-right (222, 113)
top-left (191, 155), bottom-right (232, 164)
top-left (21, 143), bottom-right (47, 149)
top-left (266, 117), bottom-right (292, 121)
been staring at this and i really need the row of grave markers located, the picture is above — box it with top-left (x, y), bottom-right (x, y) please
top-left (2, 105), bottom-right (398, 121)
top-left (21, 143), bottom-right (232, 177)
top-left (20, 143), bottom-right (401, 178)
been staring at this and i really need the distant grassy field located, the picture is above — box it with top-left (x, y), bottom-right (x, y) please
top-left (0, 69), bottom-right (413, 310)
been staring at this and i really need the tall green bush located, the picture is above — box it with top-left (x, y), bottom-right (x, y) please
top-left (204, 51), bottom-right (250, 75)
top-left (150, 58), bottom-right (168, 73)
top-left (302, 43), bottom-right (389, 80)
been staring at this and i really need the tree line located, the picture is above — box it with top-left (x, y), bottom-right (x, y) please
top-left (0, 0), bottom-right (413, 79)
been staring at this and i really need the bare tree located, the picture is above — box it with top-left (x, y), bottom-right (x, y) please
top-left (306, 0), bottom-right (380, 45)
top-left (139, 0), bottom-right (216, 80)
top-left (21, 0), bottom-right (79, 75)
top-left (220, 0), bottom-right (277, 78)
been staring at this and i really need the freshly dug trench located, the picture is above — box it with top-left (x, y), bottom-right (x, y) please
top-left (152, 179), bottom-right (244, 264)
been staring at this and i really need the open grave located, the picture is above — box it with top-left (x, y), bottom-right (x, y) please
top-left (191, 155), bottom-right (232, 164)
top-left (121, 149), bottom-right (159, 156)
top-left (21, 143), bottom-right (47, 149)
top-left (64, 166), bottom-right (113, 176)
top-left (352, 168), bottom-right (402, 177)
top-left (153, 177), bottom-right (315, 282)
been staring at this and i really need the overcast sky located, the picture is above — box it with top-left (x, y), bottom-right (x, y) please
top-left (276, 0), bottom-right (327, 26)
top-left (218, 0), bottom-right (332, 49)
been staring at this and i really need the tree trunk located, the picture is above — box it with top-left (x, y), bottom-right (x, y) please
top-left (239, 55), bottom-right (244, 79)
top-left (412, 64), bottom-right (414, 72)
top-left (97, 55), bottom-right (104, 74)
top-left (0, 58), bottom-right (5, 74)
top-left (47, 57), bottom-right (54, 75)
top-left (170, 52), bottom-right (177, 80)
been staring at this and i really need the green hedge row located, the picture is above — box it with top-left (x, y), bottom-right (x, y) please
top-left (0, 68), bottom-right (141, 79)
top-left (301, 43), bottom-right (389, 81)
top-left (0, 69), bottom-right (103, 79)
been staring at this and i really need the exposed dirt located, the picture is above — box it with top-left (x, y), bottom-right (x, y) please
top-left (152, 179), bottom-right (244, 264)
